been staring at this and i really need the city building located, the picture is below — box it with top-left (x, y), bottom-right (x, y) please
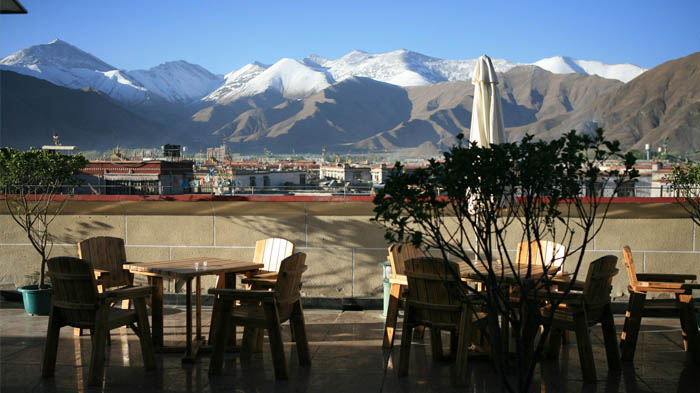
top-left (80, 160), bottom-right (195, 195)
top-left (320, 163), bottom-right (372, 185)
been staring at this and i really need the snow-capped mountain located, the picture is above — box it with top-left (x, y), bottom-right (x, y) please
top-left (1, 39), bottom-right (648, 106)
top-left (0, 39), bottom-right (150, 103)
top-left (0, 39), bottom-right (223, 104)
top-left (204, 58), bottom-right (331, 103)
top-left (533, 56), bottom-right (645, 83)
top-left (128, 61), bottom-right (223, 103)
top-left (208, 49), bottom-right (646, 103)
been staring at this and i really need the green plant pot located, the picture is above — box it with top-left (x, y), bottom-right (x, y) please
top-left (17, 285), bottom-right (52, 316)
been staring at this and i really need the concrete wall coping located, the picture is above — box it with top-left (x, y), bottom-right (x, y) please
top-left (0, 195), bottom-right (694, 218)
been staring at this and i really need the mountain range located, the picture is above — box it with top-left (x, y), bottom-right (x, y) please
top-left (1, 39), bottom-right (698, 154)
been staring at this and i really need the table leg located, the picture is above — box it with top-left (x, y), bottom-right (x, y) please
top-left (184, 278), bottom-right (193, 361)
top-left (208, 272), bottom-right (238, 350)
top-left (149, 276), bottom-right (164, 348)
top-left (196, 276), bottom-right (202, 341)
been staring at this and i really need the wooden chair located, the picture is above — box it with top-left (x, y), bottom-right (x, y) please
top-left (42, 256), bottom-right (155, 386)
top-left (208, 252), bottom-right (310, 380)
top-left (619, 246), bottom-right (700, 363)
top-left (75, 236), bottom-right (135, 337)
top-left (540, 255), bottom-right (621, 384)
top-left (208, 238), bottom-right (295, 346)
top-left (382, 242), bottom-right (425, 348)
top-left (516, 240), bottom-right (566, 273)
top-left (398, 256), bottom-right (487, 387)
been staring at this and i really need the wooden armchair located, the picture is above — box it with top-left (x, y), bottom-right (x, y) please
top-left (42, 256), bottom-right (155, 386)
top-left (540, 255), bottom-right (621, 384)
top-left (619, 246), bottom-right (700, 363)
top-left (208, 252), bottom-right (310, 380)
top-left (398, 256), bottom-right (487, 387)
top-left (75, 236), bottom-right (135, 337)
top-left (208, 238), bottom-right (295, 346)
top-left (382, 242), bottom-right (425, 348)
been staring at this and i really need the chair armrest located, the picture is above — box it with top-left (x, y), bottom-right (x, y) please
top-left (209, 288), bottom-right (275, 301)
top-left (636, 273), bottom-right (696, 282)
top-left (550, 277), bottom-right (585, 291)
top-left (101, 285), bottom-right (154, 301)
top-left (244, 269), bottom-right (272, 278)
top-left (241, 277), bottom-right (276, 287)
top-left (247, 271), bottom-right (278, 279)
top-left (536, 289), bottom-right (585, 305)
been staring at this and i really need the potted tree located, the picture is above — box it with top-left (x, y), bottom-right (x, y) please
top-left (373, 129), bottom-right (637, 392)
top-left (0, 147), bottom-right (87, 315)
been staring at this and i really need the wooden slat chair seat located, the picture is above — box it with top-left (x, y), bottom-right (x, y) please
top-left (398, 257), bottom-right (488, 387)
top-left (208, 252), bottom-right (310, 380)
top-left (42, 257), bottom-right (155, 387)
top-left (539, 255), bottom-right (621, 384)
top-left (619, 246), bottom-right (700, 363)
top-left (382, 242), bottom-right (425, 348)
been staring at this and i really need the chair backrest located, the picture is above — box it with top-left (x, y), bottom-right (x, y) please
top-left (274, 252), bottom-right (307, 320)
top-left (78, 236), bottom-right (130, 289)
top-left (46, 256), bottom-right (99, 327)
top-left (582, 255), bottom-right (619, 307)
top-left (620, 246), bottom-right (639, 288)
top-left (403, 256), bottom-right (463, 327)
top-left (516, 240), bottom-right (566, 273)
top-left (388, 242), bottom-right (425, 277)
top-left (254, 238), bottom-right (295, 272)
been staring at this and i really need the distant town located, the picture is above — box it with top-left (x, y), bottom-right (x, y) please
top-left (33, 140), bottom-right (693, 198)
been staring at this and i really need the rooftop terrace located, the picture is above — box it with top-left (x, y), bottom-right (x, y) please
top-left (1, 299), bottom-right (698, 393)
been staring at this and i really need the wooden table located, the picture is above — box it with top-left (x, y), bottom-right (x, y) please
top-left (127, 257), bottom-right (263, 362)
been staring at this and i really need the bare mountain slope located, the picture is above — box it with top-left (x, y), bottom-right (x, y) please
top-left (0, 71), bottom-right (167, 150)
top-left (509, 52), bottom-right (700, 152)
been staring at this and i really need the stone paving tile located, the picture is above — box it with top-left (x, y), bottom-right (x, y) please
top-left (1, 302), bottom-right (700, 392)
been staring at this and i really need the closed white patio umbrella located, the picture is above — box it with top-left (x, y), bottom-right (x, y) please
top-left (469, 54), bottom-right (506, 146)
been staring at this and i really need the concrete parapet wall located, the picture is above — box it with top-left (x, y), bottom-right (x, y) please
top-left (1, 196), bottom-right (698, 301)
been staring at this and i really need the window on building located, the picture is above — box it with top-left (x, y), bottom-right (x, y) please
top-left (299, 174), bottom-right (306, 185)
top-left (249, 176), bottom-right (256, 187)
top-left (263, 176), bottom-right (270, 187)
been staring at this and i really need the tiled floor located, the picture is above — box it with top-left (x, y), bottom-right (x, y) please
top-left (1, 300), bottom-right (699, 393)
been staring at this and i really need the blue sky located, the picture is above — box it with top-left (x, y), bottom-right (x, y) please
top-left (1, 0), bottom-right (698, 74)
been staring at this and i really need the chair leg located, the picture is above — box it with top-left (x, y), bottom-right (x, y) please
top-left (676, 293), bottom-right (700, 363)
top-left (547, 327), bottom-right (563, 360)
top-left (397, 305), bottom-right (414, 377)
top-left (42, 307), bottom-right (61, 378)
top-left (253, 328), bottom-right (265, 353)
top-left (382, 283), bottom-right (402, 348)
top-left (263, 302), bottom-right (288, 380)
top-left (240, 327), bottom-right (256, 362)
top-left (88, 305), bottom-right (110, 386)
top-left (454, 305), bottom-right (471, 387)
top-left (620, 291), bottom-right (646, 361)
top-left (430, 327), bottom-right (443, 361)
top-left (290, 300), bottom-right (311, 366)
top-left (600, 303), bottom-right (621, 371)
top-left (573, 312), bottom-right (596, 384)
top-left (133, 297), bottom-right (155, 369)
top-left (208, 297), bottom-right (233, 375)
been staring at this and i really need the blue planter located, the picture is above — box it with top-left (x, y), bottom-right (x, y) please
top-left (17, 285), bottom-right (52, 316)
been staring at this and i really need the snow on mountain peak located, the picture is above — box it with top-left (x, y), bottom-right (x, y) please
top-left (205, 58), bottom-right (330, 102)
top-left (128, 60), bottom-right (224, 103)
top-left (0, 39), bottom-right (226, 103)
top-left (0, 38), bottom-right (115, 72)
top-left (533, 56), bottom-right (646, 82)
